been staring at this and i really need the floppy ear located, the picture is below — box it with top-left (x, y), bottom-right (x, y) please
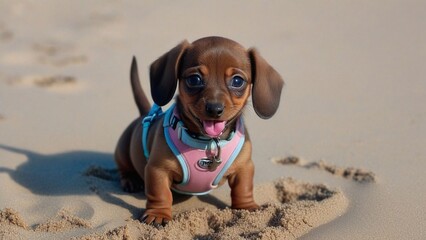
top-left (249, 48), bottom-right (284, 119)
top-left (150, 40), bottom-right (190, 106)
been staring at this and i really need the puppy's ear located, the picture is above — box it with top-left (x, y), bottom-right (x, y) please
top-left (150, 40), bottom-right (190, 106)
top-left (249, 48), bottom-right (284, 119)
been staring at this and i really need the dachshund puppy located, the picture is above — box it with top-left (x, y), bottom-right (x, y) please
top-left (115, 36), bottom-right (284, 226)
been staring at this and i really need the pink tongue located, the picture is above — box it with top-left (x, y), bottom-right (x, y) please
top-left (203, 120), bottom-right (226, 137)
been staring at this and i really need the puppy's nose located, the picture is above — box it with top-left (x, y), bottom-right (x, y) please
top-left (205, 102), bottom-right (224, 118)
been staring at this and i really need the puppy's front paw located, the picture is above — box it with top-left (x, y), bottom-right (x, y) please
top-left (141, 208), bottom-right (172, 227)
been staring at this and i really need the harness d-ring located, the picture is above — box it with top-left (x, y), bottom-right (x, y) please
top-left (206, 138), bottom-right (222, 171)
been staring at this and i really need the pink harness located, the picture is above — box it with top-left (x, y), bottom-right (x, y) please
top-left (142, 104), bottom-right (245, 195)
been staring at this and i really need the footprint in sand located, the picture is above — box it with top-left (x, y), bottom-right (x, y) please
top-left (0, 40), bottom-right (87, 67)
top-left (0, 23), bottom-right (13, 42)
top-left (33, 41), bottom-right (88, 67)
top-left (272, 156), bottom-right (376, 183)
top-left (6, 74), bottom-right (84, 93)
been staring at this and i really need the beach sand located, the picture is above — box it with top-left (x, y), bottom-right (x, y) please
top-left (1, 1), bottom-right (425, 239)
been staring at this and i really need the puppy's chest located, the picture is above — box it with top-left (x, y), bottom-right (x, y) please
top-left (159, 104), bottom-right (246, 195)
top-left (170, 149), bottom-right (240, 194)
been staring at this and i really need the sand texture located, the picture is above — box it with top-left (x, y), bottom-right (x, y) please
top-left (1, 1), bottom-right (426, 239)
top-left (1, 178), bottom-right (347, 240)
top-left (272, 156), bottom-right (376, 183)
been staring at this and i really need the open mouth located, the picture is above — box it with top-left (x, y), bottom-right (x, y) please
top-left (202, 120), bottom-right (226, 138)
top-left (187, 108), bottom-right (241, 138)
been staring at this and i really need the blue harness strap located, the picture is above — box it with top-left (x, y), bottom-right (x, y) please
top-left (141, 104), bottom-right (164, 159)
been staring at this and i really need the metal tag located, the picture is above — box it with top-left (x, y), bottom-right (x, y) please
top-left (198, 158), bottom-right (214, 170)
top-left (197, 157), bottom-right (222, 171)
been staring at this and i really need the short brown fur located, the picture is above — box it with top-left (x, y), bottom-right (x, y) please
top-left (115, 36), bottom-right (284, 225)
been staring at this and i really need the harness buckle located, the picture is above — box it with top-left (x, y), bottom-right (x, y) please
top-left (206, 138), bottom-right (222, 171)
top-left (142, 113), bottom-right (157, 125)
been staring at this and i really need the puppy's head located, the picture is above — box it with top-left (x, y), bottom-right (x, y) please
top-left (150, 36), bottom-right (284, 138)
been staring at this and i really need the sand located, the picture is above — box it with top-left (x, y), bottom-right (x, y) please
top-left (1, 1), bottom-right (426, 239)
top-left (1, 176), bottom-right (347, 240)
top-left (271, 156), bottom-right (376, 183)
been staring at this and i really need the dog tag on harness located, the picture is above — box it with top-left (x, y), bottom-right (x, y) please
top-left (198, 158), bottom-right (213, 170)
top-left (197, 157), bottom-right (221, 171)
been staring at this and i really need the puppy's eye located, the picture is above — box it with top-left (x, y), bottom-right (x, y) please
top-left (229, 75), bottom-right (246, 90)
top-left (185, 75), bottom-right (204, 88)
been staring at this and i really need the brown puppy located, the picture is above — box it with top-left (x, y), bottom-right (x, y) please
top-left (115, 36), bottom-right (284, 225)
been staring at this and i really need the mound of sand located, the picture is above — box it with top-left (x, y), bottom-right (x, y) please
top-left (0, 208), bottom-right (28, 229)
top-left (0, 178), bottom-right (347, 239)
top-left (35, 209), bottom-right (92, 232)
top-left (130, 178), bottom-right (346, 240)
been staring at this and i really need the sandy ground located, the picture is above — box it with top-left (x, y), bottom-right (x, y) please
top-left (1, 1), bottom-right (425, 239)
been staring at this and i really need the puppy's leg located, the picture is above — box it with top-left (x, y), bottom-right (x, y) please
top-left (141, 163), bottom-right (173, 225)
top-left (228, 160), bottom-right (260, 210)
top-left (115, 120), bottom-right (144, 193)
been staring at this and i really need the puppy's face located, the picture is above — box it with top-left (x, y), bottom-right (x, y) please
top-left (177, 38), bottom-right (252, 137)
top-left (150, 36), bottom-right (284, 138)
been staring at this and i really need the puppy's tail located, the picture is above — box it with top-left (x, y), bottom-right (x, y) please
top-left (131, 56), bottom-right (151, 116)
